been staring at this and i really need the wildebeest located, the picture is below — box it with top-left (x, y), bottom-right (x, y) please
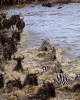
top-left (6, 47), bottom-right (13, 60)
top-left (2, 19), bottom-right (11, 29)
top-left (6, 78), bottom-right (22, 90)
top-left (71, 82), bottom-right (80, 92)
top-left (0, 22), bottom-right (3, 30)
top-left (0, 74), bottom-right (4, 89)
top-left (0, 32), bottom-right (8, 46)
top-left (3, 46), bottom-right (13, 61)
top-left (0, 61), bottom-right (5, 72)
top-left (9, 14), bottom-right (20, 29)
top-left (3, 47), bottom-right (10, 61)
top-left (28, 82), bottom-right (56, 100)
top-left (3, 40), bottom-right (16, 61)
top-left (7, 37), bottom-right (17, 53)
top-left (0, 12), bottom-right (7, 21)
top-left (37, 82), bottom-right (55, 97)
top-left (23, 72), bottom-right (38, 87)
top-left (16, 18), bottom-right (25, 32)
top-left (13, 55), bottom-right (24, 72)
top-left (12, 30), bottom-right (21, 41)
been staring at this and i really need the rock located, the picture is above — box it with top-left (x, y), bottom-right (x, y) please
top-left (58, 7), bottom-right (62, 9)
top-left (42, 3), bottom-right (52, 7)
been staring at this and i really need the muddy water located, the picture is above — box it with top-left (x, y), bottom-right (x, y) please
top-left (1, 3), bottom-right (80, 100)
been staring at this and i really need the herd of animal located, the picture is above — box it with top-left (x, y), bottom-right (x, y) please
top-left (0, 12), bottom-right (80, 100)
top-left (0, 0), bottom-right (35, 6)
top-left (0, 13), bottom-right (26, 88)
top-left (0, 13), bottom-right (25, 32)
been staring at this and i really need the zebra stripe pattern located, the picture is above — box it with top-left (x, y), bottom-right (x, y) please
top-left (42, 66), bottom-right (51, 72)
top-left (42, 65), bottom-right (63, 73)
top-left (53, 73), bottom-right (74, 88)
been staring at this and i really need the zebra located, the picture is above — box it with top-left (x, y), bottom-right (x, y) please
top-left (44, 46), bottom-right (56, 61)
top-left (53, 73), bottom-right (74, 88)
top-left (41, 61), bottom-right (63, 73)
top-left (40, 39), bottom-right (52, 51)
top-left (42, 66), bottom-right (51, 72)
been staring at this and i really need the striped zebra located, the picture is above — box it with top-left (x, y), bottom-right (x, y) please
top-left (40, 39), bottom-right (52, 51)
top-left (42, 66), bottom-right (51, 72)
top-left (53, 73), bottom-right (74, 88)
top-left (42, 62), bottom-right (63, 73)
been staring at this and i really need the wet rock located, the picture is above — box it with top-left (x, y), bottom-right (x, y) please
top-left (42, 3), bottom-right (53, 7)
top-left (58, 6), bottom-right (62, 9)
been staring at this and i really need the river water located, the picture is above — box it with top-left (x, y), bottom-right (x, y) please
top-left (0, 4), bottom-right (80, 49)
top-left (1, 3), bottom-right (80, 57)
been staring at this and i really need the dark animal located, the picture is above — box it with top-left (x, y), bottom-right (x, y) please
top-left (9, 14), bottom-right (20, 29)
top-left (13, 55), bottom-right (24, 72)
top-left (29, 82), bottom-right (56, 100)
top-left (7, 37), bottom-right (17, 53)
top-left (37, 82), bottom-right (55, 97)
top-left (2, 19), bottom-right (11, 29)
top-left (12, 30), bottom-right (21, 41)
top-left (0, 13), bottom-right (7, 19)
top-left (23, 73), bottom-right (38, 87)
top-left (6, 78), bottom-right (22, 90)
top-left (0, 74), bottom-right (4, 89)
top-left (0, 22), bottom-right (3, 30)
top-left (0, 12), bottom-right (7, 21)
top-left (16, 18), bottom-right (25, 32)
top-left (3, 41), bottom-right (15, 61)
top-left (6, 47), bottom-right (13, 60)
top-left (72, 82), bottom-right (80, 92)
top-left (0, 33), bottom-right (8, 46)
top-left (3, 47), bottom-right (9, 61)
top-left (42, 3), bottom-right (52, 7)
top-left (0, 62), bottom-right (5, 72)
